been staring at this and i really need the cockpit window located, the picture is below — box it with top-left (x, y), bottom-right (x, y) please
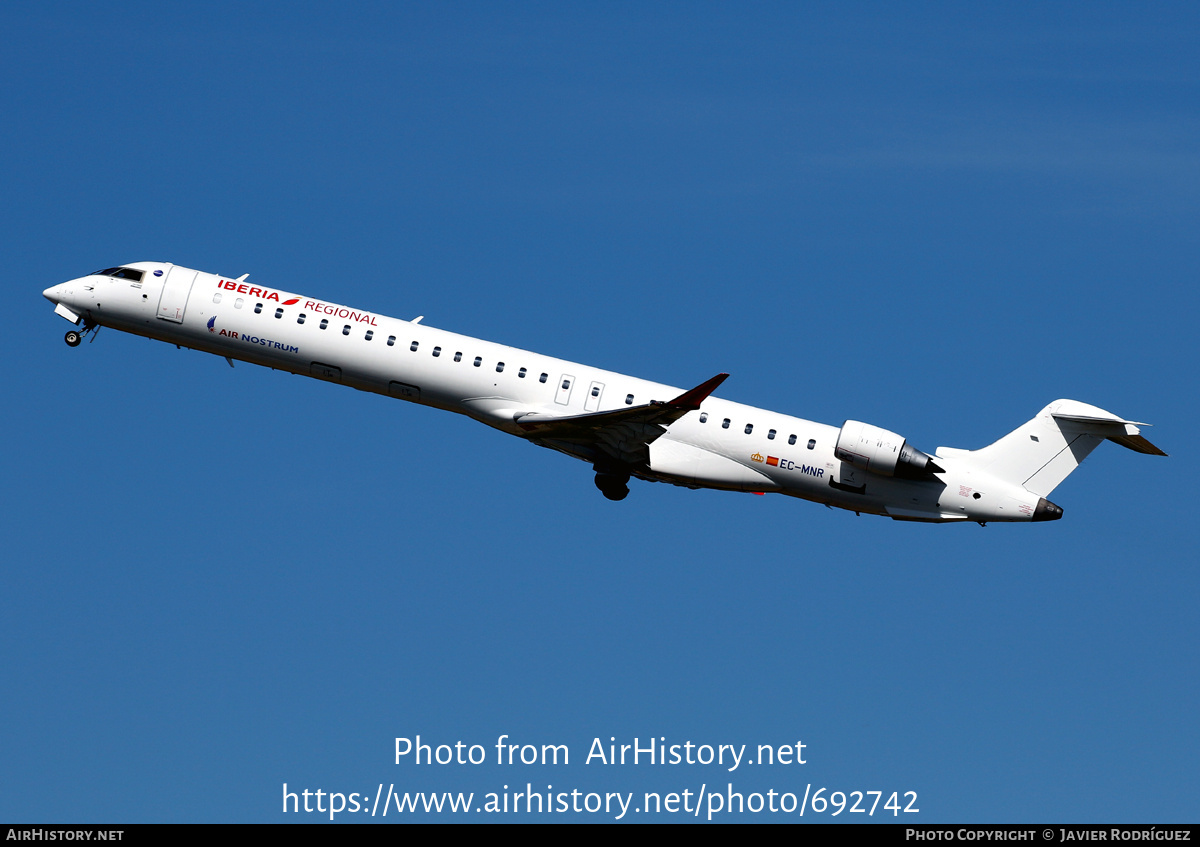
top-left (92, 267), bottom-right (144, 283)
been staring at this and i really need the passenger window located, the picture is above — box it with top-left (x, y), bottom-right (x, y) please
top-left (213, 292), bottom-right (222, 304)
top-left (433, 346), bottom-right (441, 357)
top-left (539, 373), bottom-right (548, 383)
top-left (387, 335), bottom-right (395, 346)
top-left (518, 367), bottom-right (526, 378)
top-left (626, 394), bottom-right (634, 405)
top-left (454, 352), bottom-right (462, 362)
top-left (410, 341), bottom-right (419, 352)
top-left (235, 298), bottom-right (244, 309)
top-left (768, 429), bottom-right (776, 440)
top-left (699, 412), bottom-right (708, 422)
top-left (474, 357), bottom-right (482, 367)
top-left (275, 308), bottom-right (283, 319)
top-left (342, 325), bottom-right (351, 335)
top-left (320, 319), bottom-right (328, 330)
top-left (297, 313), bottom-right (306, 324)
top-left (254, 303), bottom-right (263, 314)
top-left (591, 386), bottom-right (599, 397)
top-left (807, 439), bottom-right (816, 450)
top-left (745, 424), bottom-right (753, 434)
top-left (788, 434), bottom-right (797, 445)
top-left (365, 330), bottom-right (374, 341)
top-left (496, 362), bottom-right (505, 372)
top-left (722, 419), bottom-right (731, 429)
top-left (561, 379), bottom-right (571, 390)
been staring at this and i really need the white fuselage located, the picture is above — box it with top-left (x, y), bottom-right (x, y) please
top-left (42, 261), bottom-right (1054, 523)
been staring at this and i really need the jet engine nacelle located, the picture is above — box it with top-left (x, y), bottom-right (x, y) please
top-left (834, 420), bottom-right (943, 479)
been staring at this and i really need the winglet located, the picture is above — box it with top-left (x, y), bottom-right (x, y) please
top-left (668, 373), bottom-right (729, 411)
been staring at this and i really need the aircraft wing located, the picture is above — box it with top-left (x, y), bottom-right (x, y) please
top-left (515, 373), bottom-right (728, 466)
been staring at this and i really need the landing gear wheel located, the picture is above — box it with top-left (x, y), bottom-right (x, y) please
top-left (594, 472), bottom-right (630, 501)
top-left (64, 330), bottom-right (82, 347)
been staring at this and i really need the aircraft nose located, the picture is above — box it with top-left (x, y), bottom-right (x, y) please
top-left (43, 283), bottom-right (66, 303)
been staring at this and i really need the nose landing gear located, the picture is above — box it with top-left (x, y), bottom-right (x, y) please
top-left (63, 321), bottom-right (99, 348)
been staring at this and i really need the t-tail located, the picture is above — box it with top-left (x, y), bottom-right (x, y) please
top-left (941, 400), bottom-right (1167, 520)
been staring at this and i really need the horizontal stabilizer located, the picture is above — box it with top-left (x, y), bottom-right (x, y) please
top-left (1052, 407), bottom-right (1167, 456)
top-left (961, 399), bottom-right (1166, 497)
top-left (1052, 412), bottom-right (1148, 426)
top-left (1107, 433), bottom-right (1167, 456)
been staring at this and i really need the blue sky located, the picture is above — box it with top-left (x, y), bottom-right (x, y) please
top-left (2, 1), bottom-right (1197, 822)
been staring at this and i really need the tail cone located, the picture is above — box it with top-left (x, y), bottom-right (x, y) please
top-left (1032, 498), bottom-right (1064, 522)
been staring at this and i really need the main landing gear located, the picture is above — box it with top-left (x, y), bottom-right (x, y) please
top-left (594, 469), bottom-right (631, 501)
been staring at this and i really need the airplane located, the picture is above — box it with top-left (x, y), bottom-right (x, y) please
top-left (42, 261), bottom-right (1166, 524)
